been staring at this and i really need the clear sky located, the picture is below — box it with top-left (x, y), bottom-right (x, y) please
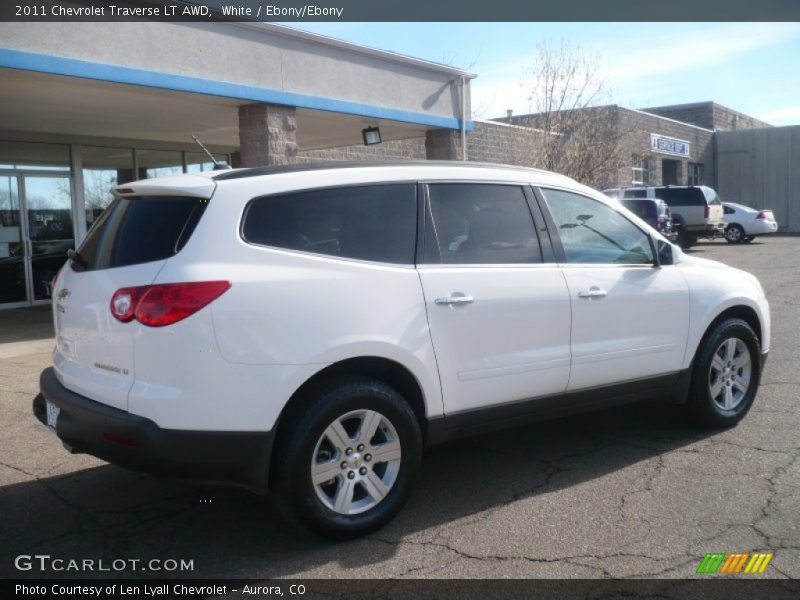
top-left (290, 22), bottom-right (800, 125)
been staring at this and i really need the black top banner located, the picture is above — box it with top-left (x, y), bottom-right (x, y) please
top-left (3, 0), bottom-right (800, 22)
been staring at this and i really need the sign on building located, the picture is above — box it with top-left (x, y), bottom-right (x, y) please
top-left (650, 133), bottom-right (690, 157)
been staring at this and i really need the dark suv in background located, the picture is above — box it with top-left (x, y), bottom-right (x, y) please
top-left (620, 198), bottom-right (678, 243)
top-left (604, 186), bottom-right (726, 249)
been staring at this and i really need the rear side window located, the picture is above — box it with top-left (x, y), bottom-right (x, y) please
top-left (422, 184), bottom-right (541, 264)
top-left (73, 196), bottom-right (208, 271)
top-left (242, 184), bottom-right (417, 264)
top-left (655, 187), bottom-right (706, 206)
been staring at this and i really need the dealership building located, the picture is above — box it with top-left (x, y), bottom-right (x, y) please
top-left (0, 20), bottom-right (475, 309)
top-left (0, 20), bottom-right (798, 310)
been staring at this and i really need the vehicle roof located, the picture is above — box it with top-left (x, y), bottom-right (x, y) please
top-left (115, 160), bottom-right (587, 198)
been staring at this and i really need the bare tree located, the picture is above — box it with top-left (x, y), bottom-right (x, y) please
top-left (509, 41), bottom-right (630, 189)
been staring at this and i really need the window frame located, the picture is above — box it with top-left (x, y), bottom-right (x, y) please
top-left (239, 180), bottom-right (420, 267)
top-left (418, 180), bottom-right (548, 268)
top-left (533, 185), bottom-right (659, 268)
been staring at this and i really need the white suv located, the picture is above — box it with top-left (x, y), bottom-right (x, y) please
top-left (36, 162), bottom-right (770, 538)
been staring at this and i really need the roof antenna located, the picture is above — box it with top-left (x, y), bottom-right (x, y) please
top-left (191, 134), bottom-right (231, 170)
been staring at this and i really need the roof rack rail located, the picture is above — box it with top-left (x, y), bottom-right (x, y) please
top-left (212, 160), bottom-right (548, 181)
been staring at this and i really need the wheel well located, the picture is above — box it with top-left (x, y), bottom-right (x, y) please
top-left (269, 357), bottom-right (428, 483)
top-left (699, 305), bottom-right (762, 353)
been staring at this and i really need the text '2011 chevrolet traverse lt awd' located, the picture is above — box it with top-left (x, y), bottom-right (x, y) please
top-left (36, 162), bottom-right (770, 538)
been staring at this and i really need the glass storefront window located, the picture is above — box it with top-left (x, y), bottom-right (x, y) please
top-left (137, 149), bottom-right (183, 179)
top-left (82, 146), bottom-right (135, 230)
top-left (0, 141), bottom-right (70, 171)
top-left (185, 151), bottom-right (220, 173)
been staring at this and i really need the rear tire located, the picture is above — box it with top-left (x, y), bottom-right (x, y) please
top-left (686, 318), bottom-right (761, 428)
top-left (725, 224), bottom-right (745, 244)
top-left (273, 377), bottom-right (422, 539)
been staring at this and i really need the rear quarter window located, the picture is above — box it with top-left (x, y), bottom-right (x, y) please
top-left (654, 188), bottom-right (706, 206)
top-left (73, 195), bottom-right (208, 271)
top-left (241, 184), bottom-right (417, 264)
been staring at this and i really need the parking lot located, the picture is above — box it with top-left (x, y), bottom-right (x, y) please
top-left (0, 236), bottom-right (798, 580)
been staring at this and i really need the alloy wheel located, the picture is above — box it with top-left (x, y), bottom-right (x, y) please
top-left (708, 337), bottom-right (752, 411)
top-left (726, 225), bottom-right (743, 243)
top-left (310, 409), bottom-right (402, 515)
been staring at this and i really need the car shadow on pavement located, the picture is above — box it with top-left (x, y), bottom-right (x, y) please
top-left (0, 400), bottom-right (717, 578)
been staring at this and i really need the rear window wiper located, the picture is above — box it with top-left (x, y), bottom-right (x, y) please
top-left (67, 249), bottom-right (89, 269)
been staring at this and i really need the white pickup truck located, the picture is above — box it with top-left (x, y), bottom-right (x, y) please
top-left (603, 186), bottom-right (726, 248)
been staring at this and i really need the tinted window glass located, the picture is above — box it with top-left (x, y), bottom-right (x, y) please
top-left (623, 189), bottom-right (648, 198)
top-left (423, 184), bottom-right (540, 264)
top-left (242, 184), bottom-right (416, 264)
top-left (74, 196), bottom-right (208, 271)
top-left (542, 189), bottom-right (654, 265)
top-left (654, 187), bottom-right (706, 206)
top-left (621, 199), bottom-right (657, 222)
top-left (724, 205), bottom-right (734, 215)
top-left (705, 188), bottom-right (722, 205)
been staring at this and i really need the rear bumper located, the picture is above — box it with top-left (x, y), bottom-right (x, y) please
top-left (747, 220), bottom-right (779, 235)
top-left (35, 367), bottom-right (274, 492)
top-left (684, 224), bottom-right (725, 234)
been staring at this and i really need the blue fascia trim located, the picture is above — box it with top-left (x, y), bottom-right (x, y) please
top-left (0, 48), bottom-right (473, 132)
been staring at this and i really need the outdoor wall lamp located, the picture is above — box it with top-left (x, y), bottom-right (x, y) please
top-left (362, 126), bottom-right (382, 145)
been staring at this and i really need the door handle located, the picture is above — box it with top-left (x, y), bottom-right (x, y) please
top-left (577, 287), bottom-right (608, 299)
top-left (435, 294), bottom-right (475, 306)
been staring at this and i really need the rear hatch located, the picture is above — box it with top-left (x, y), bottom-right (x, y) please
top-left (52, 177), bottom-right (213, 410)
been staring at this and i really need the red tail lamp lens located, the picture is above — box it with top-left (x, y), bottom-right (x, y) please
top-left (110, 281), bottom-right (230, 327)
top-left (110, 287), bottom-right (146, 322)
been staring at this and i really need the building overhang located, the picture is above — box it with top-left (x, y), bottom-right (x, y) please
top-left (0, 20), bottom-right (474, 149)
top-left (0, 67), bottom-right (441, 151)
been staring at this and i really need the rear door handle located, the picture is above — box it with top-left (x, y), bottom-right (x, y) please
top-left (435, 294), bottom-right (475, 306)
top-left (577, 287), bottom-right (608, 299)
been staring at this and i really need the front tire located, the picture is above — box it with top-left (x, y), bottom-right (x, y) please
top-left (725, 224), bottom-right (745, 243)
top-left (273, 377), bottom-right (422, 539)
top-left (686, 318), bottom-right (761, 428)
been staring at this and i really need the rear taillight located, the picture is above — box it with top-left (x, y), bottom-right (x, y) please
top-left (704, 205), bottom-right (710, 219)
top-left (756, 211), bottom-right (767, 220)
top-left (110, 286), bottom-right (147, 323)
top-left (110, 281), bottom-right (231, 327)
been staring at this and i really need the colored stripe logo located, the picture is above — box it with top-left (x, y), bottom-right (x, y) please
top-left (697, 552), bottom-right (773, 574)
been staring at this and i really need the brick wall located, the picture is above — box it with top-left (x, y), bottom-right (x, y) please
top-left (466, 121), bottom-right (548, 167)
top-left (297, 136), bottom-right (425, 162)
top-left (614, 108), bottom-right (715, 188)
top-left (641, 102), bottom-right (771, 131)
top-left (296, 121), bottom-right (548, 168)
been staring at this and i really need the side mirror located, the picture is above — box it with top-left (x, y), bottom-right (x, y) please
top-left (656, 239), bottom-right (674, 265)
